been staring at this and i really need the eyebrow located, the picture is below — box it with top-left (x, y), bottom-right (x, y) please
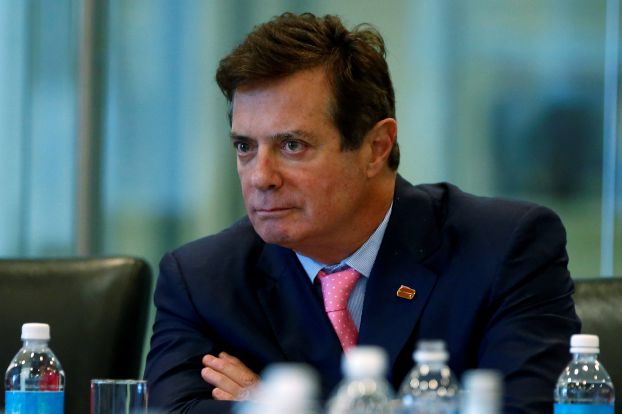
top-left (230, 130), bottom-right (314, 142)
top-left (230, 132), bottom-right (250, 141)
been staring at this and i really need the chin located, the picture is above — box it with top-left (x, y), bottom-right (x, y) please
top-left (255, 228), bottom-right (297, 248)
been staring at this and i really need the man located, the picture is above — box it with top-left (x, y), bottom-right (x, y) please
top-left (145, 12), bottom-right (580, 414)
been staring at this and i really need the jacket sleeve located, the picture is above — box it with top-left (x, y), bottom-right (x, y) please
top-left (144, 252), bottom-right (234, 414)
top-left (478, 205), bottom-right (581, 414)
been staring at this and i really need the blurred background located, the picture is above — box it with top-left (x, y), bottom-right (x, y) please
top-left (1, 0), bottom-right (620, 281)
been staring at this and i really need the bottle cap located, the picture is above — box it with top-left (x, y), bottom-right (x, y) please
top-left (413, 340), bottom-right (449, 363)
top-left (261, 363), bottom-right (318, 402)
top-left (342, 346), bottom-right (388, 379)
top-left (461, 370), bottom-right (503, 414)
top-left (462, 369), bottom-right (503, 394)
top-left (235, 363), bottom-right (318, 414)
top-left (570, 334), bottom-right (599, 354)
top-left (21, 323), bottom-right (50, 340)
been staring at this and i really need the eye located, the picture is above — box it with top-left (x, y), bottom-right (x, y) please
top-left (282, 140), bottom-right (306, 153)
top-left (233, 140), bottom-right (253, 154)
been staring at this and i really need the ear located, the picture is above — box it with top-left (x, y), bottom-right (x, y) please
top-left (365, 118), bottom-right (397, 177)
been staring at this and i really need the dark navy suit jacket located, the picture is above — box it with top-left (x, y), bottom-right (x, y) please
top-left (145, 176), bottom-right (580, 414)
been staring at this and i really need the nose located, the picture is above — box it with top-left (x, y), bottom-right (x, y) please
top-left (249, 147), bottom-right (283, 191)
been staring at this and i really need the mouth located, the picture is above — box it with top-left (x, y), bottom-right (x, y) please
top-left (253, 207), bottom-right (294, 218)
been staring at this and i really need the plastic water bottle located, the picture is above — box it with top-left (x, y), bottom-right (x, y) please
top-left (397, 340), bottom-right (459, 414)
top-left (234, 363), bottom-right (320, 414)
top-left (554, 334), bottom-right (615, 413)
top-left (4, 323), bottom-right (65, 414)
top-left (326, 346), bottom-right (394, 414)
top-left (460, 369), bottom-right (503, 414)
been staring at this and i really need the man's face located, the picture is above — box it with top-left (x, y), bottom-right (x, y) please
top-left (230, 67), bottom-right (375, 259)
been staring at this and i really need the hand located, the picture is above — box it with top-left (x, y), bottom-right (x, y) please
top-left (201, 351), bottom-right (260, 401)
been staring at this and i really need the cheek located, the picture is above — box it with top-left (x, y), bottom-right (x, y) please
top-left (304, 178), bottom-right (351, 211)
top-left (237, 169), bottom-right (252, 194)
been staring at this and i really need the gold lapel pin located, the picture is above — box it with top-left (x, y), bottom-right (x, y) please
top-left (396, 285), bottom-right (416, 300)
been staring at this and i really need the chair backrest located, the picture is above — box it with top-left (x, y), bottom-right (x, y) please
top-left (0, 257), bottom-right (152, 414)
top-left (573, 277), bottom-right (622, 410)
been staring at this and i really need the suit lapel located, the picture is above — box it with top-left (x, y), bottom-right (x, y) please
top-left (359, 175), bottom-right (443, 369)
top-left (255, 243), bottom-right (343, 394)
top-left (358, 254), bottom-right (438, 368)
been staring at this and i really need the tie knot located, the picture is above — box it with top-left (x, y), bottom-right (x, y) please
top-left (317, 267), bottom-right (360, 312)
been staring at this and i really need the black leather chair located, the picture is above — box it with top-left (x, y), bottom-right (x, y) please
top-left (0, 257), bottom-right (152, 414)
top-left (573, 277), bottom-right (622, 410)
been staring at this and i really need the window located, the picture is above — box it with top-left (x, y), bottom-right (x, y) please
top-left (1, 0), bottom-right (619, 278)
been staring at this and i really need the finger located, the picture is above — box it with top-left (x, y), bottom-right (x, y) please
top-left (204, 352), bottom-right (244, 369)
top-left (202, 354), bottom-right (217, 366)
top-left (201, 366), bottom-right (244, 397)
top-left (218, 351), bottom-right (240, 363)
top-left (212, 387), bottom-right (235, 401)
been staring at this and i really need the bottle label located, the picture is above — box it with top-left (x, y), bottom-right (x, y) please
top-left (5, 391), bottom-right (64, 414)
top-left (554, 403), bottom-right (614, 414)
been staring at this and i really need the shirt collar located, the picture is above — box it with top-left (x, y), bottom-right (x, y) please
top-left (296, 204), bottom-right (393, 282)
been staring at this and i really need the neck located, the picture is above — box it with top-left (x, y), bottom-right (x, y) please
top-left (298, 173), bottom-right (395, 264)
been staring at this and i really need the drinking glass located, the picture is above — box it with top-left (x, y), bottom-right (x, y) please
top-left (90, 379), bottom-right (148, 414)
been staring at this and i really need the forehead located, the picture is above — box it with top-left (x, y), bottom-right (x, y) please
top-left (231, 68), bottom-right (335, 135)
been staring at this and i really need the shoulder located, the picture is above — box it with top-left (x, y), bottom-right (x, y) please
top-left (392, 177), bottom-right (567, 267)
top-left (402, 178), bottom-right (564, 237)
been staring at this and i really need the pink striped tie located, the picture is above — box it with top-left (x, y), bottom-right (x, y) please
top-left (317, 267), bottom-right (360, 351)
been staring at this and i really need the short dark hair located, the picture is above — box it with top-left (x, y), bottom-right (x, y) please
top-left (215, 12), bottom-right (399, 170)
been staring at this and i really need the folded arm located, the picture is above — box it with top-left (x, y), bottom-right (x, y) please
top-left (145, 252), bottom-right (258, 414)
